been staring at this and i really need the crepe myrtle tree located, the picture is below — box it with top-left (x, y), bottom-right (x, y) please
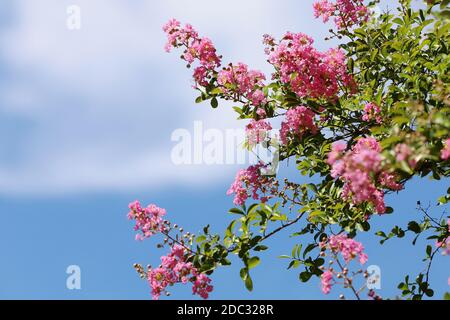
top-left (128, 0), bottom-right (449, 300)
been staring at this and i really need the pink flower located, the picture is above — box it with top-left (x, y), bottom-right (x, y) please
top-left (218, 63), bottom-right (266, 105)
top-left (193, 66), bottom-right (209, 87)
top-left (251, 89), bottom-right (266, 106)
top-left (246, 119), bottom-right (272, 148)
top-left (148, 267), bottom-right (173, 300)
top-left (163, 19), bottom-right (221, 86)
top-left (378, 172), bottom-right (403, 191)
top-left (192, 274), bottom-right (214, 299)
top-left (313, 0), bottom-right (370, 29)
top-left (313, 0), bottom-right (335, 23)
top-left (321, 270), bottom-right (334, 294)
top-left (362, 103), bottom-right (382, 124)
top-left (191, 37), bottom-right (221, 69)
top-left (280, 106), bottom-right (318, 144)
top-left (256, 108), bottom-right (267, 118)
top-left (325, 234), bottom-right (368, 265)
top-left (267, 33), bottom-right (354, 100)
top-left (227, 163), bottom-right (275, 206)
top-left (395, 143), bottom-right (417, 168)
top-left (441, 138), bottom-right (450, 161)
top-left (328, 138), bottom-right (403, 214)
top-left (128, 201), bottom-right (166, 240)
top-left (128, 202), bottom-right (214, 300)
top-left (328, 142), bottom-right (347, 165)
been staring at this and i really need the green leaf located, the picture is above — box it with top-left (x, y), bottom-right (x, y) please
top-left (248, 256), bottom-right (261, 269)
top-left (254, 245), bottom-right (268, 252)
top-left (196, 235), bottom-right (206, 243)
top-left (407, 221), bottom-right (421, 234)
top-left (303, 243), bottom-right (316, 259)
top-left (425, 289), bottom-right (434, 297)
top-left (240, 267), bottom-right (248, 281)
top-left (211, 97), bottom-right (218, 108)
top-left (426, 245), bottom-right (432, 257)
top-left (245, 274), bottom-right (253, 291)
top-left (229, 208), bottom-right (245, 215)
top-left (299, 271), bottom-right (312, 283)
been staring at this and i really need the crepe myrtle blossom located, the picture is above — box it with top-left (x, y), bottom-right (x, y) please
top-left (218, 63), bottom-right (267, 106)
top-left (265, 32), bottom-right (355, 100)
top-left (245, 119), bottom-right (272, 148)
top-left (313, 0), bottom-right (370, 29)
top-left (321, 234), bottom-right (368, 265)
top-left (227, 163), bottom-right (276, 206)
top-left (128, 201), bottom-right (167, 241)
top-left (163, 19), bottom-right (221, 86)
top-left (395, 143), bottom-right (417, 169)
top-left (313, 0), bottom-right (336, 23)
top-left (441, 138), bottom-right (450, 161)
top-left (319, 234), bottom-right (368, 295)
top-left (320, 270), bottom-right (334, 294)
top-left (280, 106), bottom-right (318, 145)
top-left (147, 244), bottom-right (213, 300)
top-left (328, 138), bottom-right (403, 214)
top-left (192, 273), bottom-right (214, 299)
top-left (128, 202), bottom-right (213, 299)
top-left (362, 103), bottom-right (382, 124)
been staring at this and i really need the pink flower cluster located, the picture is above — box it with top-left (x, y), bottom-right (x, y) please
top-left (192, 274), bottom-right (214, 299)
top-left (163, 19), bottom-right (221, 86)
top-left (227, 163), bottom-right (274, 206)
top-left (128, 201), bottom-right (213, 299)
top-left (395, 143), bottom-right (417, 168)
top-left (246, 119), bottom-right (272, 148)
top-left (280, 106), bottom-right (318, 144)
top-left (441, 138), bottom-right (450, 161)
top-left (319, 234), bottom-right (368, 294)
top-left (313, 0), bottom-right (370, 29)
top-left (362, 103), bottom-right (382, 124)
top-left (266, 32), bottom-right (354, 100)
top-left (328, 138), bottom-right (403, 214)
top-left (218, 63), bottom-right (267, 106)
top-left (128, 201), bottom-right (167, 241)
top-left (322, 234), bottom-right (368, 264)
top-left (147, 244), bottom-right (213, 300)
top-left (320, 270), bottom-right (334, 294)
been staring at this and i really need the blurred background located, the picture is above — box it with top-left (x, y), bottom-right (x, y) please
top-left (0, 0), bottom-right (448, 299)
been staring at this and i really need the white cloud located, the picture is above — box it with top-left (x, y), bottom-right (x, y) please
top-left (0, 0), bottom-right (326, 195)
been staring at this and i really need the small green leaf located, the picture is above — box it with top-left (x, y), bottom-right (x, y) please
top-left (407, 221), bottom-right (421, 234)
top-left (248, 256), bottom-right (261, 269)
top-left (254, 245), bottom-right (268, 252)
top-left (299, 271), bottom-right (312, 283)
top-left (245, 274), bottom-right (253, 291)
top-left (229, 208), bottom-right (245, 215)
top-left (211, 97), bottom-right (218, 108)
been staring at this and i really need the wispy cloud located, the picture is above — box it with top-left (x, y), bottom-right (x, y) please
top-left (0, 0), bottom-right (329, 195)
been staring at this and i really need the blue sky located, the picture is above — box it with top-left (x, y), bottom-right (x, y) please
top-left (0, 0), bottom-right (448, 299)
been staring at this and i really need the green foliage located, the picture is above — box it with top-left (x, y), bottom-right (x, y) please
top-left (184, 0), bottom-right (449, 298)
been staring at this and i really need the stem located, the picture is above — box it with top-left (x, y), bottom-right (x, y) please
top-left (162, 229), bottom-right (198, 256)
top-left (334, 255), bottom-right (361, 300)
top-left (261, 213), bottom-right (305, 242)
